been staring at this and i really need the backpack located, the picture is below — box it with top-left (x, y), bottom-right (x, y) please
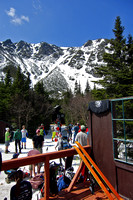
top-left (64, 167), bottom-right (75, 184)
top-left (57, 167), bottom-right (75, 192)
top-left (40, 128), bottom-right (44, 136)
top-left (30, 174), bottom-right (44, 189)
top-left (62, 136), bottom-right (71, 150)
top-left (49, 161), bottom-right (60, 195)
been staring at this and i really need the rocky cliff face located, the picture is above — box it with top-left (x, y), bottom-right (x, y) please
top-left (0, 38), bottom-right (110, 94)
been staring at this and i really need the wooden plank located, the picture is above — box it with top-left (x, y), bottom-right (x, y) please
top-left (1, 146), bottom-right (91, 171)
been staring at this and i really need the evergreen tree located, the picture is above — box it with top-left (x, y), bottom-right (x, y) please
top-left (78, 81), bottom-right (81, 94)
top-left (34, 81), bottom-right (49, 100)
top-left (62, 88), bottom-right (73, 104)
top-left (5, 69), bottom-right (12, 88)
top-left (24, 72), bottom-right (31, 91)
top-left (126, 34), bottom-right (133, 96)
top-left (34, 81), bottom-right (45, 95)
top-left (0, 81), bottom-right (7, 120)
top-left (74, 80), bottom-right (78, 95)
top-left (0, 70), bottom-right (13, 120)
top-left (94, 16), bottom-right (133, 98)
top-left (12, 66), bottom-right (25, 95)
top-left (74, 80), bottom-right (82, 95)
top-left (85, 80), bottom-right (90, 94)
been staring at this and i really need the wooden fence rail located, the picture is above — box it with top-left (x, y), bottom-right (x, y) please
top-left (1, 145), bottom-right (91, 200)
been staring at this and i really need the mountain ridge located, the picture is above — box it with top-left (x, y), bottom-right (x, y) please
top-left (0, 38), bottom-right (109, 94)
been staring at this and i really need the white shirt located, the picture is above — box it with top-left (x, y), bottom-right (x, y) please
top-left (75, 131), bottom-right (87, 146)
top-left (21, 129), bottom-right (27, 138)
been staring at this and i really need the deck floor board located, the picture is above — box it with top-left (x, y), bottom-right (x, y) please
top-left (47, 181), bottom-right (117, 200)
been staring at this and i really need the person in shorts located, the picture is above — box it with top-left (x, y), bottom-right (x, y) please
top-left (5, 128), bottom-right (11, 153)
top-left (30, 129), bottom-right (44, 177)
top-left (21, 125), bottom-right (28, 149)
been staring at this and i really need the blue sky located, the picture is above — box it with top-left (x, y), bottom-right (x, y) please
top-left (0, 0), bottom-right (133, 47)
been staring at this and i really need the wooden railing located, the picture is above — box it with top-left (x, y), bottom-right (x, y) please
top-left (1, 145), bottom-right (91, 200)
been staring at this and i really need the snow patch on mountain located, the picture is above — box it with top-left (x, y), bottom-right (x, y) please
top-left (0, 38), bottom-right (109, 93)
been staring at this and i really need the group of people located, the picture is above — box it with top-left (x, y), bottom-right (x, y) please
top-left (5, 125), bottom-right (28, 154)
top-left (5, 123), bottom-right (46, 154)
top-left (52, 122), bottom-right (89, 165)
top-left (52, 122), bottom-right (89, 145)
top-left (3, 122), bottom-right (89, 200)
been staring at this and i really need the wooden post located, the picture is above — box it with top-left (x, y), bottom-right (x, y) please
top-left (44, 156), bottom-right (50, 200)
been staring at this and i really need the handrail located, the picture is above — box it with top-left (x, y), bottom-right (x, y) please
top-left (1, 145), bottom-right (91, 200)
top-left (75, 141), bottom-right (123, 200)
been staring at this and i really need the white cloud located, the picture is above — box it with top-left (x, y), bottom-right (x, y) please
top-left (6, 7), bottom-right (29, 25)
top-left (21, 15), bottom-right (29, 22)
top-left (6, 7), bottom-right (16, 17)
top-left (11, 17), bottom-right (22, 25)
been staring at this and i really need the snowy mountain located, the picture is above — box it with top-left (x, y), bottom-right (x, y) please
top-left (0, 38), bottom-right (110, 94)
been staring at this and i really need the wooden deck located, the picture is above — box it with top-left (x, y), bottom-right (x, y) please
top-left (2, 146), bottom-right (120, 200)
top-left (47, 181), bottom-right (117, 200)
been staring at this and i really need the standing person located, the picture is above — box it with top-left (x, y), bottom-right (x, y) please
top-left (13, 129), bottom-right (22, 153)
top-left (32, 129), bottom-right (44, 176)
top-left (75, 125), bottom-right (88, 182)
top-left (21, 125), bottom-right (28, 149)
top-left (51, 127), bottom-right (56, 141)
top-left (73, 123), bottom-right (79, 143)
top-left (33, 129), bottom-right (44, 153)
top-left (39, 123), bottom-right (46, 137)
top-left (55, 132), bottom-right (65, 165)
top-left (75, 125), bottom-right (87, 146)
top-left (5, 128), bottom-right (11, 153)
top-left (10, 170), bottom-right (32, 200)
top-left (68, 123), bottom-right (72, 139)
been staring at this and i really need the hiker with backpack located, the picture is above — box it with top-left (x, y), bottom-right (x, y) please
top-left (73, 123), bottom-right (80, 143)
top-left (55, 132), bottom-right (65, 165)
top-left (39, 123), bottom-right (46, 137)
top-left (13, 129), bottom-right (22, 154)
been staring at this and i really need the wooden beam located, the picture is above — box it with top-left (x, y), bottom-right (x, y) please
top-left (66, 160), bottom-right (84, 192)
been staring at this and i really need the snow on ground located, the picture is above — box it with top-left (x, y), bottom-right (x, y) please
top-left (0, 130), bottom-right (80, 200)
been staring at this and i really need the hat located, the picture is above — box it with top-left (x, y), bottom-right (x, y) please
top-left (81, 125), bottom-right (86, 131)
top-left (13, 153), bottom-right (19, 159)
top-left (36, 129), bottom-right (40, 134)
